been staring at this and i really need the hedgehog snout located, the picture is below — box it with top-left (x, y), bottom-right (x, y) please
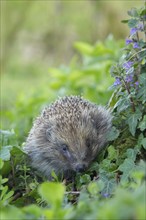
top-left (75, 163), bottom-right (87, 173)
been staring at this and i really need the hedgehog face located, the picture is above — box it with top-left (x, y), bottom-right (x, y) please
top-left (45, 109), bottom-right (107, 176)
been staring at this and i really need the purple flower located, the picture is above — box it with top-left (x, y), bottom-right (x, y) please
top-left (130, 27), bottom-right (138, 35)
top-left (126, 38), bottom-right (133, 45)
top-left (113, 77), bottom-right (121, 86)
top-left (133, 42), bottom-right (140, 49)
top-left (135, 81), bottom-right (139, 86)
top-left (123, 61), bottom-right (133, 70)
top-left (102, 193), bottom-right (110, 198)
top-left (125, 74), bottom-right (133, 83)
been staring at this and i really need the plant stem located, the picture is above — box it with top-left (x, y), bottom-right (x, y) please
top-left (127, 48), bottom-right (146, 62)
top-left (136, 32), bottom-right (139, 42)
top-left (122, 78), bottom-right (136, 112)
top-left (10, 157), bottom-right (16, 187)
top-left (142, 20), bottom-right (146, 42)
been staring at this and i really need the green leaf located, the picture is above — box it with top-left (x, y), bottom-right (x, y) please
top-left (0, 177), bottom-right (8, 185)
top-left (93, 42), bottom-right (113, 56)
top-left (74, 42), bottom-right (93, 55)
top-left (2, 190), bottom-right (14, 202)
top-left (121, 19), bottom-right (129, 23)
top-left (88, 181), bottom-right (104, 195)
top-left (0, 159), bottom-right (4, 169)
top-left (137, 87), bottom-right (146, 103)
top-left (108, 90), bottom-right (118, 108)
top-left (140, 8), bottom-right (146, 16)
top-left (141, 138), bottom-right (146, 149)
top-left (100, 159), bottom-right (115, 172)
top-left (107, 126), bottom-right (120, 141)
top-left (0, 186), bottom-right (8, 200)
top-left (115, 98), bottom-right (130, 112)
top-left (138, 115), bottom-right (146, 131)
top-left (137, 133), bottom-right (144, 149)
top-left (80, 174), bottom-right (91, 184)
top-left (51, 170), bottom-right (59, 181)
top-left (0, 146), bottom-right (12, 161)
top-left (127, 8), bottom-right (139, 17)
top-left (38, 182), bottom-right (65, 208)
top-left (22, 205), bottom-right (42, 218)
top-left (107, 146), bottom-right (117, 160)
top-left (139, 73), bottom-right (146, 85)
top-left (1, 206), bottom-right (24, 219)
top-left (128, 19), bottom-right (138, 28)
top-left (126, 148), bottom-right (137, 161)
top-left (10, 146), bottom-right (25, 162)
top-left (118, 158), bottom-right (135, 183)
top-left (43, 210), bottom-right (54, 219)
top-left (0, 130), bottom-right (18, 147)
top-left (99, 173), bottom-right (117, 194)
top-left (127, 111), bottom-right (142, 136)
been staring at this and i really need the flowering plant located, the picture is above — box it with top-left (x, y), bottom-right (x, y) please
top-left (109, 5), bottom-right (146, 152)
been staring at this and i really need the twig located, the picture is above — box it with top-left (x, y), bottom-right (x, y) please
top-left (65, 191), bottom-right (80, 195)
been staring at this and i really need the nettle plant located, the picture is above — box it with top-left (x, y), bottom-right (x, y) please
top-left (109, 6), bottom-right (146, 155)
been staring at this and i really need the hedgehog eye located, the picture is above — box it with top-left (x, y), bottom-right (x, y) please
top-left (61, 144), bottom-right (68, 152)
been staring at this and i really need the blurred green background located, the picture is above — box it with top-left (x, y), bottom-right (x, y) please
top-left (1, 0), bottom-right (141, 132)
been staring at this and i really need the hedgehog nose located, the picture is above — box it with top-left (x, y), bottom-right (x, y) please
top-left (75, 164), bottom-right (86, 173)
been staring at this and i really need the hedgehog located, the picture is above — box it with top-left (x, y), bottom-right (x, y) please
top-left (24, 96), bottom-right (112, 179)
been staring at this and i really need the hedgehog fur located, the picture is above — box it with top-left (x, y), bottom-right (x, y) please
top-left (24, 96), bottom-right (112, 179)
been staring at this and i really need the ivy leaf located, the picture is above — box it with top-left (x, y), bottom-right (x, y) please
top-left (80, 174), bottom-right (91, 184)
top-left (127, 111), bottom-right (142, 136)
top-left (88, 181), bottom-right (104, 195)
top-left (0, 130), bottom-right (18, 147)
top-left (141, 138), bottom-right (146, 149)
top-left (107, 146), bottom-right (117, 160)
top-left (0, 146), bottom-right (13, 161)
top-left (118, 158), bottom-right (135, 183)
top-left (138, 115), bottom-right (146, 131)
top-left (137, 133), bottom-right (144, 150)
top-left (126, 148), bottom-right (138, 161)
top-left (99, 173), bottom-right (117, 195)
top-left (107, 126), bottom-right (120, 141)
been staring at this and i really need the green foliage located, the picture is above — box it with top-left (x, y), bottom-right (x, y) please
top-left (38, 182), bottom-right (65, 208)
top-left (2, 36), bottom-right (123, 143)
top-left (108, 4), bottom-right (146, 157)
top-left (0, 159), bottom-right (14, 207)
top-left (1, 3), bottom-right (146, 220)
top-left (48, 36), bottom-right (123, 103)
